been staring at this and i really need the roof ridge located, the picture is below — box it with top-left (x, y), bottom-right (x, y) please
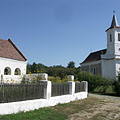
top-left (8, 39), bottom-right (27, 61)
top-left (81, 49), bottom-right (107, 64)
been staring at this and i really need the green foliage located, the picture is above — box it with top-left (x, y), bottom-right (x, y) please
top-left (27, 62), bottom-right (47, 74)
top-left (48, 76), bottom-right (68, 83)
top-left (113, 74), bottom-right (120, 96)
top-left (27, 63), bottom-right (77, 79)
top-left (0, 107), bottom-right (67, 120)
top-left (67, 61), bottom-right (75, 68)
top-left (75, 71), bottom-right (113, 92)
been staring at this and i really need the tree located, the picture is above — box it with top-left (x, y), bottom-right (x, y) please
top-left (67, 61), bottom-right (75, 68)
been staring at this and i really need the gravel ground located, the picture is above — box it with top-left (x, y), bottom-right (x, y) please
top-left (69, 94), bottom-right (120, 120)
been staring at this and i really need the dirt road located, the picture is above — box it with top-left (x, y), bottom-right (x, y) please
top-left (69, 94), bottom-right (120, 120)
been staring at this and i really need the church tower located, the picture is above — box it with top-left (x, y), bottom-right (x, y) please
top-left (101, 12), bottom-right (120, 79)
top-left (105, 12), bottom-right (120, 59)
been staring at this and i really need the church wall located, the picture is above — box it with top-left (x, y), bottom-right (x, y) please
top-left (90, 63), bottom-right (101, 75)
top-left (81, 61), bottom-right (102, 75)
top-left (115, 60), bottom-right (120, 78)
top-left (101, 59), bottom-right (116, 79)
top-left (0, 57), bottom-right (27, 83)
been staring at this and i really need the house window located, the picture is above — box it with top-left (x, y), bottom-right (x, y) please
top-left (118, 33), bottom-right (120, 41)
top-left (93, 67), bottom-right (96, 75)
top-left (110, 34), bottom-right (112, 42)
top-left (14, 68), bottom-right (21, 75)
top-left (4, 67), bottom-right (11, 75)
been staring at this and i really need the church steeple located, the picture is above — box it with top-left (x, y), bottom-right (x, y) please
top-left (106, 11), bottom-right (120, 32)
top-left (111, 11), bottom-right (119, 28)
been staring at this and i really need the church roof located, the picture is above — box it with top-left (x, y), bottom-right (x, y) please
top-left (106, 13), bottom-right (120, 32)
top-left (80, 49), bottom-right (107, 64)
top-left (0, 39), bottom-right (27, 61)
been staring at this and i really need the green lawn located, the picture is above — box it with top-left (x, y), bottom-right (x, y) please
top-left (0, 107), bottom-right (67, 120)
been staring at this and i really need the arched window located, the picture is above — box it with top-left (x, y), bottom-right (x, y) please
top-left (4, 67), bottom-right (11, 75)
top-left (14, 68), bottom-right (21, 75)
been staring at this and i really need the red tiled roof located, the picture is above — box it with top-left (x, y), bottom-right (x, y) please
top-left (0, 39), bottom-right (27, 61)
top-left (81, 49), bottom-right (106, 64)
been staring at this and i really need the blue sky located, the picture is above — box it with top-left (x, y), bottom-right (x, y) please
top-left (0, 0), bottom-right (120, 67)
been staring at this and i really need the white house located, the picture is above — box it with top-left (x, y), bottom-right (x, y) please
top-left (80, 13), bottom-right (120, 79)
top-left (0, 38), bottom-right (27, 83)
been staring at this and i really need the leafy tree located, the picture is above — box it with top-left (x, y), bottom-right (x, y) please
top-left (67, 61), bottom-right (75, 68)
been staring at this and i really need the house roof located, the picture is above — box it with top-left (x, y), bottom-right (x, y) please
top-left (0, 39), bottom-right (27, 61)
top-left (81, 49), bottom-right (107, 64)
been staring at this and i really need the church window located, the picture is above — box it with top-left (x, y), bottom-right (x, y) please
top-left (110, 34), bottom-right (112, 42)
top-left (4, 67), bottom-right (11, 75)
top-left (118, 33), bottom-right (120, 41)
top-left (93, 67), bottom-right (96, 75)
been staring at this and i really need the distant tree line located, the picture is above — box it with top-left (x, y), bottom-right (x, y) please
top-left (27, 61), bottom-right (79, 79)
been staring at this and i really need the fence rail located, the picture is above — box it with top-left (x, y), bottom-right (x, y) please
top-left (52, 83), bottom-right (69, 97)
top-left (75, 82), bottom-right (86, 93)
top-left (0, 82), bottom-right (46, 103)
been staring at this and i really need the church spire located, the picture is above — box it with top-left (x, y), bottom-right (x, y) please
top-left (106, 11), bottom-right (120, 32)
top-left (111, 11), bottom-right (119, 28)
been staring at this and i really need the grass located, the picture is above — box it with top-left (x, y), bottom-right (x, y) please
top-left (93, 85), bottom-right (116, 96)
top-left (0, 107), bottom-right (67, 120)
top-left (0, 95), bottom-right (120, 120)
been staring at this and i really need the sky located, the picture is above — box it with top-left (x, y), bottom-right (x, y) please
top-left (0, 0), bottom-right (120, 67)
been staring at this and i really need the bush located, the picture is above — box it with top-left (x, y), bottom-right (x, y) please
top-left (75, 71), bottom-right (113, 92)
top-left (113, 74), bottom-right (120, 96)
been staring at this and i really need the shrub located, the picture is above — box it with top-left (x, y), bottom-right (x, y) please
top-left (113, 74), bottom-right (120, 96)
top-left (75, 71), bottom-right (113, 92)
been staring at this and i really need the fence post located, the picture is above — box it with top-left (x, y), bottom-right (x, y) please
top-left (67, 75), bottom-right (75, 95)
top-left (41, 74), bottom-right (51, 99)
top-left (42, 80), bottom-right (51, 99)
top-left (81, 81), bottom-right (88, 93)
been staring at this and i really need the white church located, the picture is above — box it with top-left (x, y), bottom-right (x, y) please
top-left (0, 38), bottom-right (27, 83)
top-left (81, 13), bottom-right (120, 79)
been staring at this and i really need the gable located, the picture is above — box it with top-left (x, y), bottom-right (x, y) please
top-left (81, 49), bottom-right (107, 64)
top-left (0, 39), bottom-right (27, 61)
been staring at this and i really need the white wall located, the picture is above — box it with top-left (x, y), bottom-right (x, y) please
top-left (106, 28), bottom-right (120, 58)
top-left (0, 57), bottom-right (27, 83)
top-left (0, 92), bottom-right (87, 115)
top-left (115, 60), bottom-right (120, 78)
top-left (101, 59), bottom-right (116, 79)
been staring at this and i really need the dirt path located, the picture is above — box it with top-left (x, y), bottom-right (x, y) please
top-left (69, 94), bottom-right (120, 120)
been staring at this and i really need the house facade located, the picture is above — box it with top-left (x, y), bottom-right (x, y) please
top-left (80, 13), bottom-right (120, 79)
top-left (0, 39), bottom-right (27, 83)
